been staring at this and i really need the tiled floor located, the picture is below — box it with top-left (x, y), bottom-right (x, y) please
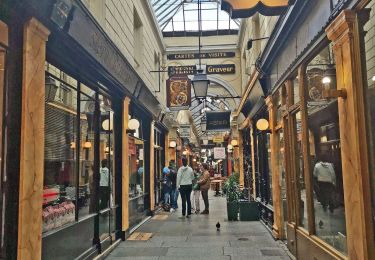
top-left (106, 191), bottom-right (291, 260)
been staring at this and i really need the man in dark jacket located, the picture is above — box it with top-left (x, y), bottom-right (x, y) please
top-left (168, 160), bottom-right (178, 211)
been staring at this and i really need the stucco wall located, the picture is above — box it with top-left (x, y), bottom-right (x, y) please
top-left (82, 0), bottom-right (166, 106)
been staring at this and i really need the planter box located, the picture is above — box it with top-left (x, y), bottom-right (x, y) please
top-left (227, 202), bottom-right (239, 221)
top-left (239, 201), bottom-right (259, 221)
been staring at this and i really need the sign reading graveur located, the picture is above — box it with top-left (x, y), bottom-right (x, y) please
top-left (221, 0), bottom-right (295, 18)
top-left (206, 111), bottom-right (231, 131)
top-left (166, 75), bottom-right (192, 110)
top-left (167, 52), bottom-right (235, 60)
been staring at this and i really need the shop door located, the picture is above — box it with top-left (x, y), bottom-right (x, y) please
top-left (154, 148), bottom-right (162, 206)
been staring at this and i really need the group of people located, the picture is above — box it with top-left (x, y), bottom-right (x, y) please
top-left (162, 158), bottom-right (211, 218)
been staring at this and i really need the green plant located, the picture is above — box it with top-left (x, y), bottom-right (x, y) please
top-left (223, 173), bottom-right (241, 203)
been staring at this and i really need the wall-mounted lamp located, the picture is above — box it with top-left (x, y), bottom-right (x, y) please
top-left (70, 142), bottom-right (76, 149)
top-left (372, 75), bottom-right (375, 82)
top-left (169, 141), bottom-right (177, 148)
top-left (227, 144), bottom-right (233, 150)
top-left (231, 139), bottom-right (238, 147)
top-left (182, 150), bottom-right (189, 156)
top-left (102, 119), bottom-right (113, 131)
top-left (256, 118), bottom-right (269, 131)
top-left (83, 141), bottom-right (92, 149)
top-left (128, 118), bottom-right (140, 130)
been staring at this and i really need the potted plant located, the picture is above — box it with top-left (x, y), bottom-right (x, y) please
top-left (223, 173), bottom-right (241, 221)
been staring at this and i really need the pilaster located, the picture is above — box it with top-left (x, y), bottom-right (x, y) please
top-left (122, 97), bottom-right (131, 231)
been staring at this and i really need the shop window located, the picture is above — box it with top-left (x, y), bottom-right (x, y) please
top-left (293, 111), bottom-right (307, 228)
top-left (305, 44), bottom-right (347, 253)
top-left (293, 76), bottom-right (300, 104)
top-left (43, 64), bottom-right (117, 237)
top-left (362, 0), bottom-right (375, 240)
top-left (266, 133), bottom-right (272, 205)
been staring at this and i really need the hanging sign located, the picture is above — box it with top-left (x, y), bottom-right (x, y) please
top-left (214, 147), bottom-right (226, 159)
top-left (206, 111), bottom-right (231, 131)
top-left (167, 52), bottom-right (235, 60)
top-left (207, 64), bottom-right (235, 74)
top-left (213, 136), bottom-right (224, 143)
top-left (179, 125), bottom-right (191, 138)
top-left (221, 0), bottom-right (295, 18)
top-left (168, 66), bottom-right (196, 76)
top-left (166, 75), bottom-right (192, 111)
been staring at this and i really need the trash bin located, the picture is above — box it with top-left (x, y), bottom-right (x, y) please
top-left (239, 200), bottom-right (259, 221)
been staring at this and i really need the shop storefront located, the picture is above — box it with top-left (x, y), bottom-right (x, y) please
top-left (238, 0), bottom-right (375, 259)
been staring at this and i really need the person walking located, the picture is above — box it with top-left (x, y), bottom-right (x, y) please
top-left (168, 160), bottom-right (178, 212)
top-left (191, 167), bottom-right (201, 214)
top-left (162, 165), bottom-right (171, 206)
top-left (198, 163), bottom-right (211, 214)
top-left (99, 159), bottom-right (110, 210)
top-left (177, 157), bottom-right (194, 218)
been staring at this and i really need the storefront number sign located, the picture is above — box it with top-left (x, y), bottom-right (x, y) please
top-left (221, 0), bottom-right (295, 18)
top-left (214, 147), bottom-right (226, 159)
top-left (206, 111), bottom-right (231, 131)
top-left (167, 52), bottom-right (235, 60)
top-left (166, 75), bottom-right (192, 110)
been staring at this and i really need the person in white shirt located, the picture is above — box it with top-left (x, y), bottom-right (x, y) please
top-left (100, 159), bottom-right (110, 210)
top-left (313, 156), bottom-right (336, 213)
top-left (177, 157), bottom-right (195, 218)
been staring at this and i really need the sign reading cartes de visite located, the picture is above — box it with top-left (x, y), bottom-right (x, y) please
top-left (166, 75), bottom-right (192, 110)
top-left (167, 52), bottom-right (235, 60)
top-left (221, 0), bottom-right (295, 18)
top-left (206, 111), bottom-right (231, 131)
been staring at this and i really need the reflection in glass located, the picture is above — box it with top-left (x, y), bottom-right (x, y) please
top-left (266, 133), bottom-right (273, 205)
top-left (363, 0), bottom-right (375, 239)
top-left (278, 130), bottom-right (288, 239)
top-left (294, 111), bottom-right (308, 228)
top-left (306, 44), bottom-right (347, 253)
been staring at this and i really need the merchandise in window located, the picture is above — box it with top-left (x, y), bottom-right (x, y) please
top-left (306, 44), bottom-right (347, 253)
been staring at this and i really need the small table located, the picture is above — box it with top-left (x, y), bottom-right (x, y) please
top-left (211, 179), bottom-right (224, 196)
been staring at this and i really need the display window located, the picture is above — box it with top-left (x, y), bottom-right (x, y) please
top-left (361, 0), bottom-right (375, 241)
top-left (43, 63), bottom-right (117, 239)
top-left (304, 44), bottom-right (347, 253)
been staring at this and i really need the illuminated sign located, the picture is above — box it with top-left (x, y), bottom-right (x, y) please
top-left (221, 0), bottom-right (295, 18)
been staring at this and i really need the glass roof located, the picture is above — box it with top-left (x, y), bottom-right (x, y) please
top-left (150, 0), bottom-right (240, 35)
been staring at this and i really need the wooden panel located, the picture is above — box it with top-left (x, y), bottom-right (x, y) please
top-left (18, 18), bottom-right (49, 260)
top-left (266, 96), bottom-right (282, 239)
top-left (150, 121), bottom-right (155, 211)
top-left (239, 132), bottom-right (245, 188)
top-left (0, 20), bottom-right (8, 47)
top-left (250, 126), bottom-right (257, 198)
top-left (296, 230), bottom-right (343, 260)
top-left (122, 97), bottom-right (130, 231)
top-left (326, 10), bottom-right (374, 260)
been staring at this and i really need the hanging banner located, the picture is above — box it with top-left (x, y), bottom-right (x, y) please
top-left (221, 0), bottom-right (295, 18)
top-left (168, 65), bottom-right (196, 76)
top-left (214, 147), bottom-right (226, 159)
top-left (166, 75), bottom-right (192, 111)
top-left (179, 124), bottom-right (191, 138)
top-left (206, 111), bottom-right (231, 131)
top-left (167, 52), bottom-right (235, 60)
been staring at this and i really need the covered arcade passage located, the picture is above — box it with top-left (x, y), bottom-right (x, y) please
top-left (0, 0), bottom-right (375, 260)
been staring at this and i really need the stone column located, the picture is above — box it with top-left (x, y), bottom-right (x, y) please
top-left (326, 10), bottom-right (374, 259)
top-left (122, 97), bottom-right (131, 232)
top-left (17, 18), bottom-right (49, 260)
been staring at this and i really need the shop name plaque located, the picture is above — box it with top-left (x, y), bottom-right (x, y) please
top-left (167, 52), bottom-right (235, 60)
top-left (168, 64), bottom-right (235, 76)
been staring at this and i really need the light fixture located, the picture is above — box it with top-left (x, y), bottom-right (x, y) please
top-left (102, 119), bottom-right (113, 131)
top-left (256, 118), bottom-right (269, 131)
top-left (191, 0), bottom-right (210, 98)
top-left (231, 139), bottom-right (238, 147)
top-left (193, 158), bottom-right (197, 162)
top-left (322, 76), bottom-right (331, 85)
top-left (183, 150), bottom-right (188, 156)
top-left (169, 141), bottom-right (177, 148)
top-left (227, 144), bottom-right (233, 150)
top-left (83, 141), bottom-right (92, 149)
top-left (70, 142), bottom-right (76, 149)
top-left (372, 75), bottom-right (375, 82)
top-left (128, 118), bottom-right (140, 130)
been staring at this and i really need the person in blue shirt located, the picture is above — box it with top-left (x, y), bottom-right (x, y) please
top-left (162, 165), bottom-right (171, 205)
